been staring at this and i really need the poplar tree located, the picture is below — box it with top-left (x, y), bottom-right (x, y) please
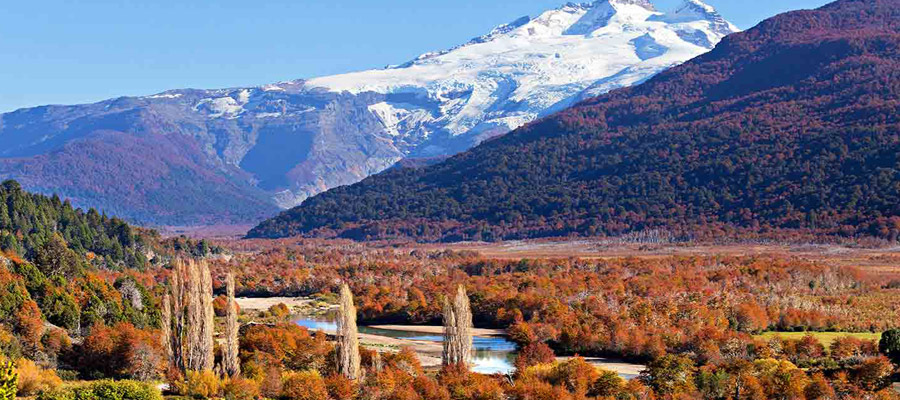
top-left (162, 293), bottom-right (173, 366)
top-left (165, 258), bottom-right (215, 372)
top-left (223, 272), bottom-right (241, 377)
top-left (442, 285), bottom-right (473, 368)
top-left (336, 284), bottom-right (361, 380)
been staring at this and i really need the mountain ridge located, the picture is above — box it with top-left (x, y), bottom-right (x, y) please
top-left (247, 0), bottom-right (900, 242)
top-left (0, 0), bottom-right (736, 226)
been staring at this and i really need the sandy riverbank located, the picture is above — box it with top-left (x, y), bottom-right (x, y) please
top-left (358, 332), bottom-right (445, 367)
top-left (557, 356), bottom-right (645, 377)
top-left (235, 297), bottom-right (313, 311)
top-left (292, 322), bottom-right (447, 368)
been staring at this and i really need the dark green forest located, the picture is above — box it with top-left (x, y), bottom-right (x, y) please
top-left (0, 179), bottom-right (153, 269)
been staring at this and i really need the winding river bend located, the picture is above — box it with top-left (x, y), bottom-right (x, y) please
top-left (295, 317), bottom-right (517, 374)
top-left (294, 317), bottom-right (645, 379)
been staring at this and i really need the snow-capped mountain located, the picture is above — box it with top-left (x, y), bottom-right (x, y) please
top-left (0, 0), bottom-right (738, 226)
top-left (305, 0), bottom-right (738, 156)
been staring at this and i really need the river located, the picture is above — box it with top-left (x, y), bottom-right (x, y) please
top-left (295, 318), bottom-right (517, 374)
top-left (295, 317), bottom-right (644, 378)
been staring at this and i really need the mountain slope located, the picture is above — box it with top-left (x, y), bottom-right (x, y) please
top-left (248, 0), bottom-right (900, 241)
top-left (0, 0), bottom-right (736, 226)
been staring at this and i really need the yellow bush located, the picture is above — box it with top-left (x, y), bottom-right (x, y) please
top-left (223, 376), bottom-right (260, 400)
top-left (177, 370), bottom-right (221, 399)
top-left (268, 304), bottom-right (291, 319)
top-left (518, 363), bottom-right (555, 381)
top-left (281, 370), bottom-right (327, 400)
top-left (16, 358), bottom-right (62, 396)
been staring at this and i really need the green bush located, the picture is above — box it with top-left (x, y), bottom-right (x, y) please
top-left (0, 360), bottom-right (17, 400)
top-left (880, 329), bottom-right (900, 365)
top-left (37, 379), bottom-right (162, 400)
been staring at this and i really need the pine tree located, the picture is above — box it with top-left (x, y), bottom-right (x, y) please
top-left (336, 284), bottom-right (361, 380)
top-left (223, 272), bottom-right (240, 377)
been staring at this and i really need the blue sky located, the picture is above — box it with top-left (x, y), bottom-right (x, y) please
top-left (1, 0), bottom-right (831, 112)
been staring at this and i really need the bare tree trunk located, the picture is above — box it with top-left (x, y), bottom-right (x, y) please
top-left (183, 259), bottom-right (215, 371)
top-left (223, 272), bottom-right (241, 377)
top-left (336, 284), bottom-right (361, 380)
top-left (185, 259), bottom-right (203, 371)
top-left (454, 284), bottom-right (473, 366)
top-left (167, 258), bottom-right (218, 372)
top-left (200, 260), bottom-right (215, 371)
top-left (171, 260), bottom-right (187, 371)
top-left (162, 293), bottom-right (173, 367)
top-left (442, 296), bottom-right (458, 366)
top-left (442, 285), bottom-right (473, 368)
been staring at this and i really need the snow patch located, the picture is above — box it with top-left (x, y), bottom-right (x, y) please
top-left (255, 112), bottom-right (283, 119)
top-left (237, 89), bottom-right (251, 104)
top-left (146, 93), bottom-right (182, 99)
top-left (195, 97), bottom-right (245, 118)
top-left (368, 102), bottom-right (434, 137)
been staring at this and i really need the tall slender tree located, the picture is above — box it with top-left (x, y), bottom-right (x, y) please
top-left (186, 259), bottom-right (204, 370)
top-left (170, 260), bottom-right (187, 371)
top-left (442, 296), bottom-right (458, 366)
top-left (199, 260), bottom-right (215, 370)
top-left (162, 293), bottom-right (173, 366)
top-left (223, 272), bottom-right (240, 377)
top-left (442, 285), bottom-right (473, 368)
top-left (166, 258), bottom-right (215, 372)
top-left (336, 284), bottom-right (361, 380)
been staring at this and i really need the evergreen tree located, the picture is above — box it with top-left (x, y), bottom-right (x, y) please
top-left (879, 329), bottom-right (900, 365)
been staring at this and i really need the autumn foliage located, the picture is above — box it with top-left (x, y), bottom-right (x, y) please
top-left (76, 322), bottom-right (164, 380)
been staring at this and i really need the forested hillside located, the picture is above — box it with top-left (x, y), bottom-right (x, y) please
top-left (0, 179), bottom-right (225, 342)
top-left (0, 179), bottom-right (220, 270)
top-left (0, 181), bottom-right (223, 388)
top-left (0, 179), bottom-right (155, 269)
top-left (249, 0), bottom-right (900, 242)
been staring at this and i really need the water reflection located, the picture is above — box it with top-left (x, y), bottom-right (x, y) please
top-left (295, 318), bottom-right (517, 374)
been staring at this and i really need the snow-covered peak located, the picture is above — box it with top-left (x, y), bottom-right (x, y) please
top-left (609, 0), bottom-right (656, 11)
top-left (678, 0), bottom-right (739, 35)
top-left (679, 0), bottom-right (715, 13)
top-left (651, 0), bottom-right (738, 36)
top-left (524, 0), bottom-right (659, 37)
top-left (300, 0), bottom-right (738, 152)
